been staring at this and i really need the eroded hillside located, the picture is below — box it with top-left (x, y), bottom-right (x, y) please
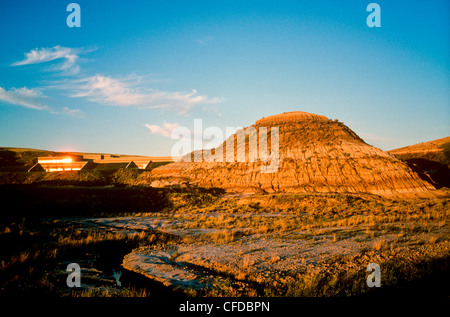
top-left (151, 111), bottom-right (434, 197)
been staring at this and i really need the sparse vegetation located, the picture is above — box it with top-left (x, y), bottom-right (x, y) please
top-left (0, 173), bottom-right (448, 298)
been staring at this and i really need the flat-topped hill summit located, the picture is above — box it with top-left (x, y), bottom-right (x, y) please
top-left (151, 111), bottom-right (434, 197)
top-left (255, 111), bottom-right (328, 125)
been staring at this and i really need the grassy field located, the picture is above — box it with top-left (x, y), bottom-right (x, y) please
top-left (0, 184), bottom-right (448, 298)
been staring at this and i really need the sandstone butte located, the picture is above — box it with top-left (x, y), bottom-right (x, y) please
top-left (150, 111), bottom-right (435, 197)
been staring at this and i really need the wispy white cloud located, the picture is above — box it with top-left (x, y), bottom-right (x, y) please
top-left (144, 121), bottom-right (221, 150)
top-left (68, 75), bottom-right (224, 114)
top-left (12, 46), bottom-right (93, 74)
top-left (144, 122), bottom-right (180, 138)
top-left (70, 75), bottom-right (145, 105)
top-left (0, 86), bottom-right (83, 116)
top-left (50, 106), bottom-right (85, 117)
top-left (11, 46), bottom-right (223, 115)
top-left (0, 86), bottom-right (49, 110)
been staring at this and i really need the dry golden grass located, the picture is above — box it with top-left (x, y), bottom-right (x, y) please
top-left (56, 230), bottom-right (150, 247)
top-left (149, 191), bottom-right (450, 297)
top-left (70, 286), bottom-right (150, 297)
top-left (171, 193), bottom-right (449, 245)
top-left (1, 189), bottom-right (448, 298)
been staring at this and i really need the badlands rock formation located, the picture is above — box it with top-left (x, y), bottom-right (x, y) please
top-left (389, 136), bottom-right (450, 189)
top-left (389, 136), bottom-right (450, 158)
top-left (151, 111), bottom-right (434, 196)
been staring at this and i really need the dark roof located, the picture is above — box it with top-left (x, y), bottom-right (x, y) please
top-left (83, 162), bottom-right (129, 171)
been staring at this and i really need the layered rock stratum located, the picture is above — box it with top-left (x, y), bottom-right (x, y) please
top-left (151, 111), bottom-right (435, 197)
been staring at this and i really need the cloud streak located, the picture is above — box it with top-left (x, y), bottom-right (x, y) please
top-left (0, 87), bottom-right (49, 110)
top-left (12, 46), bottom-right (93, 74)
top-left (11, 46), bottom-right (224, 115)
top-left (144, 122), bottom-right (180, 138)
top-left (69, 75), bottom-right (224, 114)
top-left (0, 86), bottom-right (83, 116)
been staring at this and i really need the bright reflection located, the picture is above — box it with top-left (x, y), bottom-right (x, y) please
top-left (39, 158), bottom-right (73, 163)
top-left (47, 167), bottom-right (81, 172)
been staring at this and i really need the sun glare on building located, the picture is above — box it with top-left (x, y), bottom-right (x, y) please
top-left (28, 154), bottom-right (175, 172)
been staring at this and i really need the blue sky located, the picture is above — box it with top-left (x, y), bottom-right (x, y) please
top-left (0, 0), bottom-right (449, 155)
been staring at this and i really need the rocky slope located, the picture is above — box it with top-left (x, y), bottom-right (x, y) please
top-left (389, 136), bottom-right (450, 188)
top-left (389, 136), bottom-right (450, 159)
top-left (151, 111), bottom-right (435, 197)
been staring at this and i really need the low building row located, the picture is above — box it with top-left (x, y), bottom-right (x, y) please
top-left (28, 154), bottom-right (176, 172)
